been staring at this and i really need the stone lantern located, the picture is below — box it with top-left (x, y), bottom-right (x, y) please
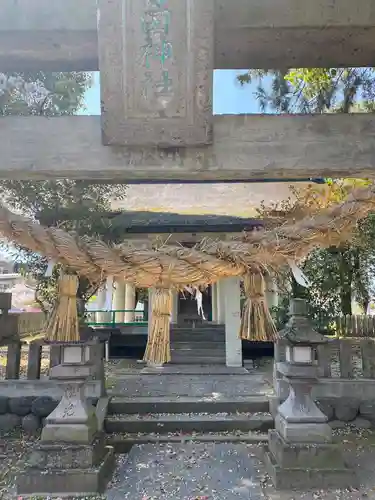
top-left (277, 298), bottom-right (330, 441)
top-left (17, 340), bottom-right (114, 497)
top-left (265, 298), bottom-right (357, 490)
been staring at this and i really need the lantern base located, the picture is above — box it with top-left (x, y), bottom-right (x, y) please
top-left (275, 414), bottom-right (332, 443)
top-left (17, 444), bottom-right (115, 497)
top-left (264, 430), bottom-right (357, 490)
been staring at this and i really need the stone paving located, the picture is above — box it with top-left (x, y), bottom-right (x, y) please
top-left (106, 435), bottom-right (375, 500)
top-left (107, 360), bottom-right (273, 399)
top-left (108, 443), bottom-right (263, 500)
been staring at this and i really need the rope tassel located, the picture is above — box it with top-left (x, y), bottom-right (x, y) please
top-left (239, 273), bottom-right (278, 342)
top-left (45, 272), bottom-right (80, 342)
top-left (143, 288), bottom-right (172, 365)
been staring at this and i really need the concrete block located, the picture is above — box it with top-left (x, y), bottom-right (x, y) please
top-left (41, 421), bottom-right (97, 443)
top-left (268, 430), bottom-right (346, 469)
top-left (275, 414), bottom-right (332, 443)
top-left (264, 449), bottom-right (358, 490)
top-left (28, 434), bottom-right (106, 469)
top-left (17, 446), bottom-right (116, 496)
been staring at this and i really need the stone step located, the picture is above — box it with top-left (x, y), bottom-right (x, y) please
top-left (169, 356), bottom-right (226, 365)
top-left (170, 339), bottom-right (225, 345)
top-left (108, 396), bottom-right (270, 415)
top-left (170, 333), bottom-right (225, 338)
top-left (171, 327), bottom-right (225, 331)
top-left (170, 330), bottom-right (225, 338)
top-left (105, 413), bottom-right (274, 434)
top-left (171, 342), bottom-right (225, 351)
top-left (107, 432), bottom-right (268, 453)
top-left (171, 349), bottom-right (225, 357)
top-left (171, 328), bottom-right (225, 334)
top-left (171, 326), bottom-right (225, 330)
top-left (170, 354), bottom-right (225, 359)
top-left (140, 365), bottom-right (249, 375)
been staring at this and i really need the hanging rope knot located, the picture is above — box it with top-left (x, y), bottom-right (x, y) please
top-left (240, 273), bottom-right (278, 342)
top-left (60, 291), bottom-right (77, 298)
top-left (249, 293), bottom-right (265, 300)
top-left (144, 288), bottom-right (172, 365)
top-left (45, 273), bottom-right (79, 343)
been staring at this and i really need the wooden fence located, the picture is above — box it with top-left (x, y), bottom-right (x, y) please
top-left (0, 342), bottom-right (62, 380)
top-left (333, 315), bottom-right (375, 338)
top-left (0, 292), bottom-right (49, 380)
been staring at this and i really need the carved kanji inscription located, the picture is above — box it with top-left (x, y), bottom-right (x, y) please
top-left (99, 0), bottom-right (214, 146)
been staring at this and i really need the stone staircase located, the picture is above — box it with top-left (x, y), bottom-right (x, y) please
top-left (105, 395), bottom-right (273, 452)
top-left (169, 324), bottom-right (226, 365)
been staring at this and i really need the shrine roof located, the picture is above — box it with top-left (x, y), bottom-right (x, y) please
top-left (108, 210), bottom-right (263, 234)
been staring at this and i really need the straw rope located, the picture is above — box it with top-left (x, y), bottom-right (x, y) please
top-left (143, 288), bottom-right (172, 365)
top-left (0, 184), bottom-right (374, 288)
top-left (45, 273), bottom-right (80, 342)
top-left (239, 273), bottom-right (278, 342)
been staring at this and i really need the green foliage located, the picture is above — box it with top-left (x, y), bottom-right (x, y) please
top-left (2, 180), bottom-right (127, 312)
top-left (0, 71), bottom-right (127, 311)
top-left (239, 67), bottom-right (375, 113)
top-left (0, 71), bottom-right (92, 115)
top-left (240, 67), bottom-right (375, 322)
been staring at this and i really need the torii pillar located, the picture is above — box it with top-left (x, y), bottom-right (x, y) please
top-left (98, 0), bottom-right (214, 148)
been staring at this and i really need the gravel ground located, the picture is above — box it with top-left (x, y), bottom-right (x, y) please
top-left (107, 432), bottom-right (375, 500)
top-left (107, 442), bottom-right (263, 500)
top-left (0, 435), bottom-right (39, 499)
top-left (0, 428), bottom-right (375, 499)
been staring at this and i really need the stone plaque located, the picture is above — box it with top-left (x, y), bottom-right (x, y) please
top-left (98, 0), bottom-right (214, 146)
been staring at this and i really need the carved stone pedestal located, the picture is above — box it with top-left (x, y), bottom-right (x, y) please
top-left (17, 343), bottom-right (115, 497)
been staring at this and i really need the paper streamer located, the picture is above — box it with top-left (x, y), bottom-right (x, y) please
top-left (104, 276), bottom-right (114, 311)
top-left (44, 260), bottom-right (56, 277)
top-left (288, 259), bottom-right (310, 288)
top-left (195, 288), bottom-right (206, 320)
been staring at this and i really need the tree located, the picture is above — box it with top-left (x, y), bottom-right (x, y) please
top-left (238, 68), bottom-right (375, 113)
top-left (2, 180), bottom-right (127, 313)
top-left (258, 180), bottom-right (375, 330)
top-left (0, 71), bottom-right (92, 116)
top-left (0, 71), bottom-right (127, 313)
top-left (239, 66), bottom-right (375, 325)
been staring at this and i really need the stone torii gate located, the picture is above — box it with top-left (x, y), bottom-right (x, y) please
top-left (1, 0), bottom-right (375, 181)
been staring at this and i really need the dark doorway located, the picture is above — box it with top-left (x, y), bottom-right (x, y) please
top-left (177, 286), bottom-right (212, 324)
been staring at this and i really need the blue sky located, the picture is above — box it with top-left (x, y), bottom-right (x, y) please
top-left (78, 70), bottom-right (266, 115)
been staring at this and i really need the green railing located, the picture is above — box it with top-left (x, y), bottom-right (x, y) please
top-left (86, 309), bottom-right (147, 327)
